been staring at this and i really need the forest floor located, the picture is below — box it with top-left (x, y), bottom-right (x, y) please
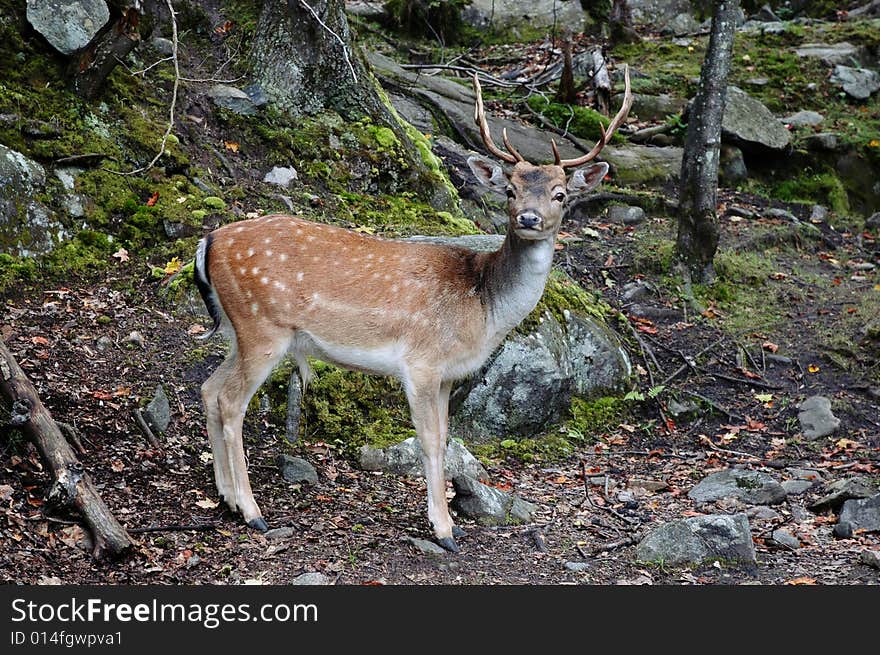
top-left (1, 11), bottom-right (880, 585)
top-left (1, 184), bottom-right (878, 586)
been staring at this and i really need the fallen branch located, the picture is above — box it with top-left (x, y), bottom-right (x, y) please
top-left (591, 533), bottom-right (643, 554)
top-left (134, 408), bottom-right (162, 450)
top-left (0, 339), bottom-right (133, 559)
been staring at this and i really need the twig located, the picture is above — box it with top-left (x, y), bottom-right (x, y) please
top-left (591, 533), bottom-right (643, 554)
top-left (626, 123), bottom-right (673, 142)
top-left (134, 408), bottom-right (162, 450)
top-left (56, 421), bottom-right (86, 455)
top-left (700, 369), bottom-right (783, 390)
top-left (54, 153), bottom-right (113, 166)
top-left (682, 390), bottom-right (743, 422)
top-left (297, 0), bottom-right (357, 84)
top-left (659, 337), bottom-right (723, 387)
top-left (521, 101), bottom-right (593, 154)
top-left (128, 523), bottom-right (216, 534)
top-left (111, 0), bottom-right (180, 176)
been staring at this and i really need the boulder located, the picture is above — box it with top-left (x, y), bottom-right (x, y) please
top-left (631, 94), bottom-right (688, 122)
top-left (794, 42), bottom-right (861, 67)
top-left (810, 477), bottom-right (878, 513)
top-left (450, 475), bottom-right (538, 526)
top-left (369, 51), bottom-right (682, 187)
top-left (835, 494), bottom-right (880, 537)
top-left (636, 513), bottom-right (756, 566)
top-left (607, 205), bottom-right (646, 225)
top-left (450, 308), bottom-right (630, 443)
top-left (291, 572), bottom-right (333, 585)
top-left (830, 65), bottom-right (880, 100)
top-left (688, 468), bottom-right (787, 505)
top-left (0, 145), bottom-right (66, 257)
top-left (26, 0), bottom-right (109, 55)
top-left (206, 85), bottom-right (260, 115)
top-left (628, 0), bottom-right (696, 29)
top-left (719, 144), bottom-right (748, 186)
top-left (721, 86), bottom-right (791, 151)
top-left (358, 437), bottom-right (489, 481)
top-left (462, 0), bottom-right (585, 30)
top-left (782, 110), bottom-right (824, 127)
top-left (263, 166), bottom-right (298, 187)
top-left (797, 395), bottom-right (840, 440)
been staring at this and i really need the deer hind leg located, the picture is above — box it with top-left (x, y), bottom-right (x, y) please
top-left (215, 338), bottom-right (287, 531)
top-left (201, 345), bottom-right (238, 509)
top-left (405, 372), bottom-right (457, 551)
top-left (437, 380), bottom-right (466, 540)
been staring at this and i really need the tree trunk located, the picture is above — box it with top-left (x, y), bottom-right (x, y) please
top-left (0, 340), bottom-right (134, 559)
top-left (250, 0), bottom-right (456, 210)
top-left (675, 0), bottom-right (739, 284)
top-left (554, 33), bottom-right (577, 105)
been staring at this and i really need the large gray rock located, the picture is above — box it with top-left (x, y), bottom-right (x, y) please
top-left (782, 110), bottom-right (824, 127)
top-left (688, 469), bottom-right (787, 505)
top-left (631, 94), bottom-right (688, 122)
top-left (810, 477), bottom-right (878, 513)
top-left (26, 0), bottom-right (109, 55)
top-left (462, 0), bottom-right (584, 30)
top-left (0, 145), bottom-right (66, 257)
top-left (721, 86), bottom-right (791, 151)
top-left (830, 65), bottom-right (880, 100)
top-left (291, 572), bottom-right (333, 585)
top-left (263, 166), bottom-right (298, 187)
top-left (797, 395), bottom-right (840, 440)
top-left (794, 42), bottom-right (861, 67)
top-left (636, 514), bottom-right (756, 566)
top-left (358, 437), bottom-right (489, 481)
top-left (451, 475), bottom-right (538, 526)
top-left (451, 308), bottom-right (630, 443)
top-left (206, 85), bottom-right (260, 115)
top-left (628, 0), bottom-right (695, 28)
top-left (369, 51), bottom-right (682, 187)
top-left (835, 494), bottom-right (880, 537)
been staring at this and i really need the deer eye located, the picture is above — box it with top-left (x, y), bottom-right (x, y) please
top-left (554, 192), bottom-right (566, 202)
top-left (505, 188), bottom-right (516, 199)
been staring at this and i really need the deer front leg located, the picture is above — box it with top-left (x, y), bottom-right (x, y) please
top-left (405, 373), bottom-right (458, 551)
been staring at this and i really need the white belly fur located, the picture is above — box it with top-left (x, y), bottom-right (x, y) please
top-left (293, 330), bottom-right (406, 378)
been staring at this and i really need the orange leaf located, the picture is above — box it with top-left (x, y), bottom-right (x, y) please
top-left (807, 364), bottom-right (820, 373)
top-left (224, 141), bottom-right (240, 153)
top-left (784, 577), bottom-right (817, 585)
top-left (146, 191), bottom-right (159, 207)
top-left (637, 325), bottom-right (658, 334)
top-left (31, 336), bottom-right (49, 345)
top-left (762, 341), bottom-right (779, 353)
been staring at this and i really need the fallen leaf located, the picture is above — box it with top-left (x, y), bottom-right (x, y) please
top-left (188, 324), bottom-right (207, 335)
top-left (146, 191), bottom-right (159, 207)
top-left (0, 484), bottom-right (13, 501)
top-left (195, 498), bottom-right (219, 509)
top-left (110, 459), bottom-right (125, 473)
top-left (164, 257), bottom-right (182, 275)
top-left (754, 393), bottom-right (773, 403)
top-left (784, 577), bottom-right (817, 585)
top-left (31, 336), bottom-right (49, 345)
top-left (112, 247), bottom-right (130, 262)
top-left (762, 341), bottom-right (779, 353)
top-left (807, 364), bottom-right (820, 373)
top-left (224, 140), bottom-right (240, 153)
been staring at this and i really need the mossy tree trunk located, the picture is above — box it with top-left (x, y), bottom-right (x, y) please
top-left (250, 0), bottom-right (457, 210)
top-left (675, 0), bottom-right (739, 284)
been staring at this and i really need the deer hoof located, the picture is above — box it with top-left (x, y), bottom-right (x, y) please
top-left (452, 526), bottom-right (467, 539)
top-left (437, 537), bottom-right (460, 553)
top-left (247, 517), bottom-right (269, 532)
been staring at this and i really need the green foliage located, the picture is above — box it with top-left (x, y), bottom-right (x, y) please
top-left (335, 192), bottom-right (477, 236)
top-left (520, 269), bottom-right (611, 334)
top-left (774, 171), bottom-right (850, 215)
top-left (526, 96), bottom-right (623, 144)
top-left (567, 396), bottom-right (626, 435)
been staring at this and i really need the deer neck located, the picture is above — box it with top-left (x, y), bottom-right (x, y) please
top-left (481, 229), bottom-right (556, 344)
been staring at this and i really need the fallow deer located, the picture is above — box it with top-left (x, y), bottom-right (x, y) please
top-left (194, 67), bottom-right (632, 551)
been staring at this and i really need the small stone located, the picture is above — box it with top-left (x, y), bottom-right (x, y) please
top-left (795, 42), bottom-right (861, 67)
top-left (143, 385), bottom-right (171, 434)
top-left (746, 506), bottom-right (782, 521)
top-left (123, 331), bottom-right (144, 348)
top-left (765, 208), bottom-right (798, 222)
top-left (564, 561), bottom-right (591, 572)
top-left (26, 0), bottom-right (110, 55)
top-left (243, 83), bottom-right (269, 108)
top-left (771, 528), bottom-right (801, 549)
top-left (277, 455), bottom-right (318, 485)
top-left (860, 550), bottom-right (880, 570)
top-left (150, 37), bottom-right (174, 55)
top-left (727, 205), bottom-right (756, 219)
top-left (781, 479), bottom-right (814, 495)
top-left (667, 399), bottom-right (699, 418)
top-left (865, 213), bottom-right (880, 230)
top-left (688, 469), bottom-right (787, 506)
top-left (830, 65), bottom-right (880, 100)
top-left (809, 205), bottom-right (828, 223)
top-left (636, 514), bottom-right (756, 566)
top-left (265, 527), bottom-right (296, 540)
top-left (627, 477), bottom-right (668, 493)
top-left (291, 572), bottom-right (332, 585)
top-left (263, 166), bottom-right (298, 187)
top-left (95, 335), bottom-right (114, 351)
top-left (782, 110), bottom-right (824, 127)
top-left (836, 494), bottom-right (880, 536)
top-left (405, 536), bottom-right (447, 557)
top-left (607, 204), bottom-right (646, 225)
top-left (206, 85), bottom-right (260, 115)
top-left (797, 395), bottom-right (840, 439)
top-left (787, 467), bottom-right (824, 481)
top-left (804, 133), bottom-right (838, 152)
top-left (451, 475), bottom-right (537, 526)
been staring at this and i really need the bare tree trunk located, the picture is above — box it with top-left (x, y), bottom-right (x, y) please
top-left (675, 0), bottom-right (739, 284)
top-left (554, 32), bottom-right (577, 105)
top-left (591, 49), bottom-right (611, 116)
top-left (610, 0), bottom-right (639, 44)
top-left (0, 340), bottom-right (134, 559)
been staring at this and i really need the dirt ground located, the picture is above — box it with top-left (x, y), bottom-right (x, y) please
top-left (1, 182), bottom-right (878, 586)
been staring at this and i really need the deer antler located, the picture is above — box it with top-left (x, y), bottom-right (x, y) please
top-left (555, 65), bottom-right (633, 168)
top-left (473, 74), bottom-right (523, 164)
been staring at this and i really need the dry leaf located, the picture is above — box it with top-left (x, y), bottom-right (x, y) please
top-left (110, 459), bottom-right (125, 473)
top-left (784, 577), bottom-right (817, 585)
top-left (146, 191), bottom-right (159, 207)
top-left (188, 324), bottom-right (207, 335)
top-left (195, 498), bottom-right (219, 509)
top-left (112, 247), bottom-right (130, 262)
top-left (224, 140), bottom-right (240, 153)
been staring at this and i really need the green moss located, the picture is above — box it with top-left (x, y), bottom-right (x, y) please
top-left (527, 96), bottom-right (623, 144)
top-left (203, 196), bottom-right (227, 210)
top-left (335, 192), bottom-right (477, 236)
top-left (567, 396), bottom-right (626, 436)
top-left (520, 269), bottom-right (611, 334)
top-left (369, 126), bottom-right (398, 149)
top-left (265, 360), bottom-right (415, 455)
top-left (774, 171), bottom-right (850, 215)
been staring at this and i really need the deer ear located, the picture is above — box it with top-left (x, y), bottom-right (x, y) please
top-left (468, 156), bottom-right (508, 190)
top-left (567, 162), bottom-right (609, 194)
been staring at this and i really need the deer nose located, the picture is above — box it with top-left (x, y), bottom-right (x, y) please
top-left (517, 212), bottom-right (542, 229)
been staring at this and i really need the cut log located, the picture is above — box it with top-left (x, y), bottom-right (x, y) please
top-left (0, 339), bottom-right (134, 559)
top-left (70, 7), bottom-right (142, 100)
top-left (591, 49), bottom-right (611, 116)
